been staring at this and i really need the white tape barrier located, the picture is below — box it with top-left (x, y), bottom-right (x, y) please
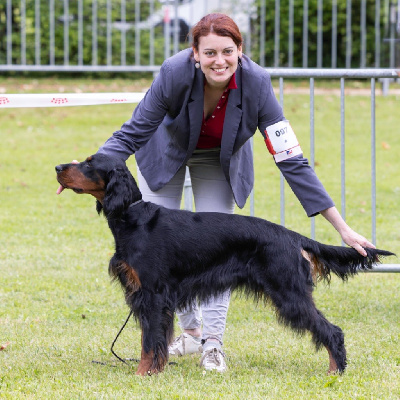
top-left (0, 92), bottom-right (146, 108)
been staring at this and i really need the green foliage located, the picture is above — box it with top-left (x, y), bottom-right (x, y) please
top-left (0, 0), bottom-right (153, 66)
top-left (250, 0), bottom-right (387, 68)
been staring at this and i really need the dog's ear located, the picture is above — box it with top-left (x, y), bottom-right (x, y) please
top-left (102, 167), bottom-right (140, 218)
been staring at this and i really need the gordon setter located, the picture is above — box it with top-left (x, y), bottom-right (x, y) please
top-left (55, 154), bottom-right (393, 376)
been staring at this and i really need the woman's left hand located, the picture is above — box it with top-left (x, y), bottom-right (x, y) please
top-left (321, 206), bottom-right (375, 257)
top-left (339, 227), bottom-right (376, 257)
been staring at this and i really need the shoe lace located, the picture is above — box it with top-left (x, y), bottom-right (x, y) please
top-left (202, 348), bottom-right (225, 366)
top-left (170, 334), bottom-right (184, 350)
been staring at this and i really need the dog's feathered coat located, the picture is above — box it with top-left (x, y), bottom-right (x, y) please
top-left (56, 154), bottom-right (394, 376)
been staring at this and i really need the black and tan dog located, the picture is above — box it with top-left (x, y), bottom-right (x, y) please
top-left (55, 154), bottom-right (393, 376)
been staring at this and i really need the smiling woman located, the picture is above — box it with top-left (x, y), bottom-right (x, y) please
top-left (193, 33), bottom-right (242, 119)
top-left (192, 14), bottom-right (243, 90)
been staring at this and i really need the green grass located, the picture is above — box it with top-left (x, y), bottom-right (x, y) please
top-left (0, 77), bottom-right (399, 399)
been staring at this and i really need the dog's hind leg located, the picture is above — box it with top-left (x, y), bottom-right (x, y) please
top-left (270, 287), bottom-right (346, 374)
top-left (310, 309), bottom-right (346, 374)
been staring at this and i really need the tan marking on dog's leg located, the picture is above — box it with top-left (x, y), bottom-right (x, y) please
top-left (325, 346), bottom-right (339, 374)
top-left (301, 248), bottom-right (318, 282)
top-left (136, 349), bottom-right (156, 376)
top-left (135, 331), bottom-right (166, 376)
top-left (301, 248), bottom-right (311, 262)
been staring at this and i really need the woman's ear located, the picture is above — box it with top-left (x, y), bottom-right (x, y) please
top-left (192, 46), bottom-right (199, 62)
top-left (238, 44), bottom-right (243, 59)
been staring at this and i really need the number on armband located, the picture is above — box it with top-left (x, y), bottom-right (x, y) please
top-left (275, 127), bottom-right (288, 137)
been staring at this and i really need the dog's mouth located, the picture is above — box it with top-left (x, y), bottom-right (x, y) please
top-left (56, 175), bottom-right (104, 197)
top-left (55, 163), bottom-right (106, 201)
top-left (56, 176), bottom-right (84, 195)
top-left (57, 182), bottom-right (83, 194)
top-left (56, 184), bottom-right (65, 195)
top-left (56, 174), bottom-right (66, 195)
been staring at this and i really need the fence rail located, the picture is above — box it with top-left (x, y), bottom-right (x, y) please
top-left (368, 265), bottom-right (400, 272)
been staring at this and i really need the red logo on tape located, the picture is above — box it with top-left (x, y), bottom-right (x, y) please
top-left (0, 97), bottom-right (10, 105)
top-left (110, 98), bottom-right (127, 103)
top-left (51, 97), bottom-right (69, 104)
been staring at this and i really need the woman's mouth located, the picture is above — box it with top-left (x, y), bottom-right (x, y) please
top-left (212, 67), bottom-right (227, 73)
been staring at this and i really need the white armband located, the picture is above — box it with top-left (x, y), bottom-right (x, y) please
top-left (264, 120), bottom-right (302, 162)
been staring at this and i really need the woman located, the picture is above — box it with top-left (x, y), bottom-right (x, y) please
top-left (95, 13), bottom-right (374, 372)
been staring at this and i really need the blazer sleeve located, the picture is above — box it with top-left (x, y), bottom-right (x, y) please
top-left (256, 73), bottom-right (334, 217)
top-left (277, 156), bottom-right (335, 217)
top-left (97, 60), bottom-right (173, 161)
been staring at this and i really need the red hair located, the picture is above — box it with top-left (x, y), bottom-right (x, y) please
top-left (191, 13), bottom-right (243, 51)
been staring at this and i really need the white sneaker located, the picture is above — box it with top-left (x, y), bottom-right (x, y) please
top-left (200, 347), bottom-right (227, 372)
top-left (168, 333), bottom-right (202, 357)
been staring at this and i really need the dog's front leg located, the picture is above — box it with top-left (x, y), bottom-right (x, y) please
top-left (136, 338), bottom-right (156, 376)
top-left (135, 328), bottom-right (169, 376)
top-left (134, 290), bottom-right (173, 376)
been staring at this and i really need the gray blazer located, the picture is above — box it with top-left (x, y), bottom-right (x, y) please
top-left (98, 48), bottom-right (334, 216)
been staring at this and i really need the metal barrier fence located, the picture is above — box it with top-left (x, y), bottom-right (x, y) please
top-left (1, 0), bottom-right (399, 71)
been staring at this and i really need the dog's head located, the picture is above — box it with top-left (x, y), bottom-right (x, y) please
top-left (55, 154), bottom-right (142, 218)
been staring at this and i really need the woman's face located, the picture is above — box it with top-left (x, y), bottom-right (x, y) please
top-left (193, 33), bottom-right (242, 89)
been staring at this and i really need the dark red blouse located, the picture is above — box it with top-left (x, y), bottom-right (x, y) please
top-left (196, 73), bottom-right (238, 149)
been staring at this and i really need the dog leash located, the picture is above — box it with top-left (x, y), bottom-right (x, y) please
top-left (110, 310), bottom-right (137, 365)
top-left (92, 310), bottom-right (139, 367)
top-left (92, 309), bottom-right (177, 369)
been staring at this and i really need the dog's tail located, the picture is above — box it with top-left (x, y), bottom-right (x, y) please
top-left (300, 238), bottom-right (395, 283)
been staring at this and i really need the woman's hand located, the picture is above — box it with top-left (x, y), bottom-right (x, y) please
top-left (321, 207), bottom-right (375, 256)
top-left (338, 226), bottom-right (375, 257)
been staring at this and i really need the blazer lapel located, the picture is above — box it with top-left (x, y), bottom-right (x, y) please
top-left (220, 70), bottom-right (243, 174)
top-left (187, 68), bottom-right (204, 153)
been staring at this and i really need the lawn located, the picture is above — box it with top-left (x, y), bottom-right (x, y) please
top-left (0, 77), bottom-right (399, 399)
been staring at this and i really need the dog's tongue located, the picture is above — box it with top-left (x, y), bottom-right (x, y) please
top-left (56, 185), bottom-right (65, 195)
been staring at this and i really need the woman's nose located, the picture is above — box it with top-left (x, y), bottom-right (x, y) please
top-left (215, 53), bottom-right (224, 65)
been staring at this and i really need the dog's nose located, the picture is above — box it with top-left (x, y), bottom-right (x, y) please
top-left (55, 165), bottom-right (63, 173)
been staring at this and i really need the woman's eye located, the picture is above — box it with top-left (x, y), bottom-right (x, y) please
top-left (224, 49), bottom-right (233, 55)
top-left (204, 51), bottom-right (215, 57)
